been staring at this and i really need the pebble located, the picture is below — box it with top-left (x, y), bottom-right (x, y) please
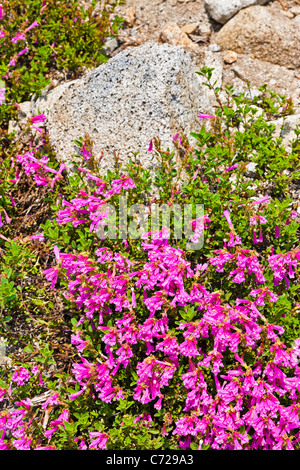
top-left (181, 23), bottom-right (200, 35)
top-left (208, 43), bottom-right (221, 52)
top-left (223, 50), bottom-right (237, 64)
top-left (160, 22), bottom-right (199, 50)
top-left (280, 10), bottom-right (294, 19)
top-left (124, 7), bottom-right (136, 27)
top-left (290, 6), bottom-right (300, 15)
top-left (199, 24), bottom-right (211, 36)
top-left (102, 37), bottom-right (119, 56)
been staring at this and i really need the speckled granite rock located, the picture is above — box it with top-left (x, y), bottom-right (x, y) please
top-left (43, 41), bottom-right (212, 174)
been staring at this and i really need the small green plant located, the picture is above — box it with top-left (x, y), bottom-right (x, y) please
top-left (0, 0), bottom-right (124, 126)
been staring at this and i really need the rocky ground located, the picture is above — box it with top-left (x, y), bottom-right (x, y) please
top-left (112, 0), bottom-right (300, 110)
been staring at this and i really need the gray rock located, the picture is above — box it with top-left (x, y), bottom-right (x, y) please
top-left (245, 161), bottom-right (258, 178)
top-left (8, 101), bottom-right (32, 135)
top-left (204, 0), bottom-right (268, 24)
top-left (216, 6), bottom-right (300, 69)
top-left (208, 43), bottom-right (221, 52)
top-left (45, 41), bottom-right (212, 175)
top-left (32, 80), bottom-right (77, 117)
top-left (290, 6), bottom-right (300, 16)
top-left (270, 114), bottom-right (300, 152)
top-left (8, 120), bottom-right (21, 135)
top-left (101, 37), bottom-right (119, 56)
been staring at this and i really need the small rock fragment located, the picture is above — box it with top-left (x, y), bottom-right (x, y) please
top-left (181, 23), bottom-right (199, 35)
top-left (245, 162), bottom-right (258, 178)
top-left (102, 37), bottom-right (119, 56)
top-left (223, 50), bottom-right (237, 64)
top-left (198, 22), bottom-right (212, 37)
top-left (280, 10), bottom-right (294, 18)
top-left (160, 22), bottom-right (199, 50)
top-left (290, 6), bottom-right (300, 15)
top-left (124, 7), bottom-right (136, 27)
top-left (208, 43), bottom-right (221, 52)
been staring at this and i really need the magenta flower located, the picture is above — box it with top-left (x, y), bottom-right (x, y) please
top-left (41, 394), bottom-right (60, 410)
top-left (253, 195), bottom-right (269, 205)
top-left (11, 33), bottom-right (26, 44)
top-left (25, 20), bottom-right (39, 33)
top-left (148, 139), bottom-right (153, 152)
top-left (0, 5), bottom-right (5, 19)
top-left (8, 57), bottom-right (16, 67)
top-left (223, 210), bottom-right (233, 228)
top-left (44, 410), bottom-right (69, 439)
top-left (31, 114), bottom-right (46, 124)
top-left (35, 446), bottom-right (56, 450)
top-left (88, 431), bottom-right (109, 449)
top-left (253, 229), bottom-right (258, 244)
top-left (11, 367), bottom-right (31, 386)
top-left (191, 167), bottom-right (200, 180)
top-left (199, 112), bottom-right (215, 120)
top-left (17, 46), bottom-right (29, 57)
top-left (29, 233), bottom-right (44, 242)
top-left (224, 164), bottom-right (238, 172)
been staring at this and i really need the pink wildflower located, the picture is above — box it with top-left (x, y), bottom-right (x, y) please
top-left (89, 431), bottom-right (109, 449)
top-left (199, 112), bottom-right (215, 120)
top-left (25, 20), bottom-right (39, 33)
top-left (11, 33), bottom-right (26, 44)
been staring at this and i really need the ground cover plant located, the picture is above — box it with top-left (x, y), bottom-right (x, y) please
top-left (1, 0), bottom-right (300, 451)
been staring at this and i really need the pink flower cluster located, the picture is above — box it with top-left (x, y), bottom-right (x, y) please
top-left (56, 175), bottom-right (136, 232)
top-left (268, 249), bottom-right (300, 288)
top-left (40, 218), bottom-right (300, 449)
top-left (16, 149), bottom-right (65, 188)
top-left (210, 246), bottom-right (266, 284)
top-left (0, 2), bottom-right (40, 82)
top-left (0, 368), bottom-right (102, 450)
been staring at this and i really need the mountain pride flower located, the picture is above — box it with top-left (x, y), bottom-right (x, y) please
top-left (199, 112), bottom-right (215, 120)
top-left (11, 33), bottom-right (26, 44)
top-left (0, 4), bottom-right (5, 19)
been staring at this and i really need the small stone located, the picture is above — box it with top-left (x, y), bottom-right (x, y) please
top-left (181, 23), bottom-right (199, 35)
top-left (208, 43), bottom-right (221, 52)
top-left (8, 120), bottom-right (20, 135)
top-left (102, 37), bottom-right (119, 56)
top-left (160, 22), bottom-right (198, 50)
top-left (197, 23), bottom-right (212, 36)
top-left (17, 101), bottom-right (32, 120)
top-left (290, 6), bottom-right (300, 15)
top-left (223, 50), bottom-right (237, 64)
top-left (124, 7), bottom-right (136, 27)
top-left (245, 161), bottom-right (258, 178)
top-left (280, 10), bottom-right (294, 18)
top-left (245, 89), bottom-right (260, 99)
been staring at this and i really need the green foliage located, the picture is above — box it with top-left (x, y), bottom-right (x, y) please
top-left (0, 0), bottom-right (124, 126)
